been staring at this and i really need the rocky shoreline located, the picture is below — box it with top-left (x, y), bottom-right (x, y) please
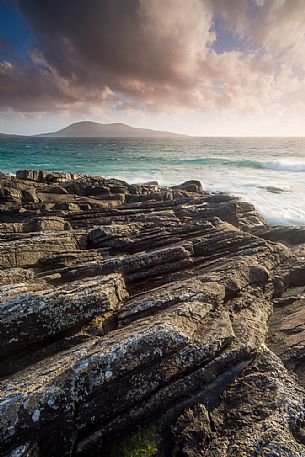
top-left (1, 170), bottom-right (305, 456)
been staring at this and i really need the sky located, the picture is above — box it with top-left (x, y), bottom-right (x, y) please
top-left (1, 0), bottom-right (305, 136)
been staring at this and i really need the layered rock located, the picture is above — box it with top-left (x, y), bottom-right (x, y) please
top-left (1, 170), bottom-right (305, 456)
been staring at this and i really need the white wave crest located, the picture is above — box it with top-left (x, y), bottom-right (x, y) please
top-left (264, 159), bottom-right (305, 172)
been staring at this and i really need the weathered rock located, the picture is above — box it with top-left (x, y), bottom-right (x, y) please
top-left (0, 217), bottom-right (71, 234)
top-left (268, 292), bottom-right (305, 387)
top-left (172, 348), bottom-right (305, 456)
top-left (256, 225), bottom-right (305, 245)
top-left (16, 170), bottom-right (82, 183)
top-left (0, 170), bottom-right (305, 457)
top-left (172, 180), bottom-right (203, 193)
top-left (0, 231), bottom-right (84, 270)
top-left (0, 273), bottom-right (127, 357)
top-left (4, 442), bottom-right (39, 457)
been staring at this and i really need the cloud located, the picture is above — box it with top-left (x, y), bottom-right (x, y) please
top-left (0, 0), bottom-right (304, 119)
top-left (13, 0), bottom-right (214, 111)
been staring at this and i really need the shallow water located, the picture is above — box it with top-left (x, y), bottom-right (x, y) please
top-left (1, 136), bottom-right (305, 225)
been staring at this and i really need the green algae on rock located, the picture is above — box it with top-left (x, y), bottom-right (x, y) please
top-left (108, 426), bottom-right (159, 457)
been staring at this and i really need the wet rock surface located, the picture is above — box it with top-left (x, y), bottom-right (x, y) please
top-left (1, 170), bottom-right (305, 456)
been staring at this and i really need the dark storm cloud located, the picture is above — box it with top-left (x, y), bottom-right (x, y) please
top-left (17, 1), bottom-right (206, 83)
top-left (0, 0), bottom-right (218, 112)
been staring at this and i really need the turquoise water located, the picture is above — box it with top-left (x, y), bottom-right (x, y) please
top-left (1, 136), bottom-right (305, 225)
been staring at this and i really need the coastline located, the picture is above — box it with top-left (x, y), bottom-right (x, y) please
top-left (1, 170), bottom-right (305, 456)
top-left (1, 136), bottom-right (305, 226)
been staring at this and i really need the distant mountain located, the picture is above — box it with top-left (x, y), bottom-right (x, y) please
top-left (35, 121), bottom-right (187, 138)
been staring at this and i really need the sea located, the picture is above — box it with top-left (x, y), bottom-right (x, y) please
top-left (0, 136), bottom-right (305, 226)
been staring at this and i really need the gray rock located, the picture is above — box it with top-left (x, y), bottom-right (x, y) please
top-left (0, 170), bottom-right (305, 456)
top-left (0, 273), bottom-right (127, 356)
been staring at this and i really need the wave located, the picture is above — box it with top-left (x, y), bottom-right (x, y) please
top-left (170, 157), bottom-right (305, 172)
top-left (263, 160), bottom-right (305, 172)
top-left (171, 157), bottom-right (264, 169)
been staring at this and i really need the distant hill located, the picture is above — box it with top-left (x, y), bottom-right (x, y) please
top-left (35, 121), bottom-right (187, 138)
top-left (0, 133), bottom-right (24, 138)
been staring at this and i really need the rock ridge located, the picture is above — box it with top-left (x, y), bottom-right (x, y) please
top-left (0, 170), bottom-right (305, 456)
